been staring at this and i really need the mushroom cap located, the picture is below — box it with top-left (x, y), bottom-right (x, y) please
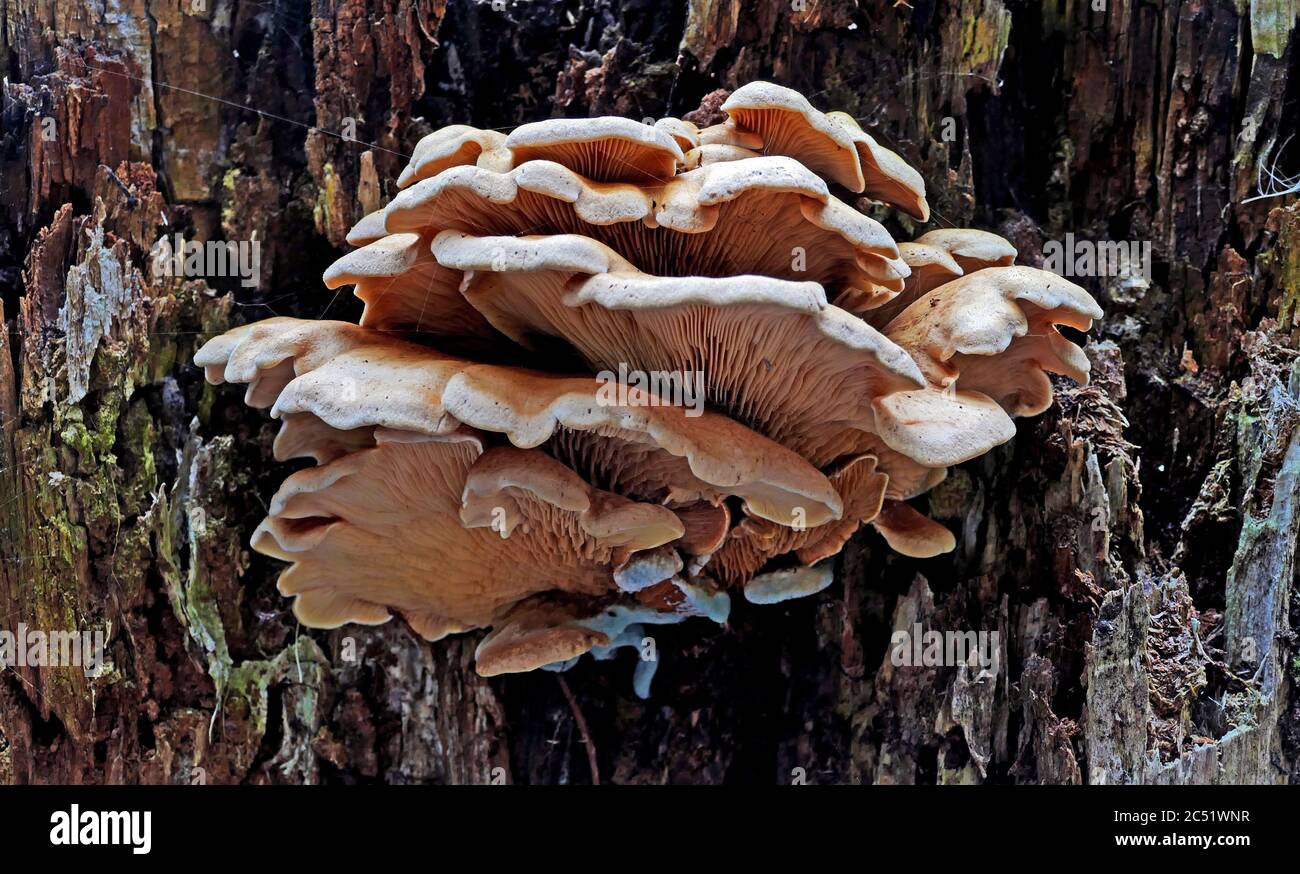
top-left (722, 82), bottom-right (867, 191)
top-left (871, 387), bottom-right (1018, 468)
top-left (320, 231), bottom-right (502, 345)
top-left (825, 111), bottom-right (930, 221)
top-left (474, 596), bottom-right (615, 676)
top-left (194, 318), bottom-right (844, 527)
top-left (444, 366), bottom-right (843, 525)
top-left (271, 412), bottom-right (381, 464)
top-left (899, 241), bottom-right (964, 285)
top-left (506, 116), bottom-right (686, 183)
top-left (861, 229), bottom-right (1016, 327)
top-left (195, 317), bottom-right (467, 437)
top-left (884, 265), bottom-right (1101, 416)
top-left (870, 500), bottom-right (956, 558)
top-left (719, 82), bottom-right (930, 220)
top-left (398, 125), bottom-right (511, 189)
top-left (345, 207), bottom-right (392, 246)
top-left (743, 563), bottom-right (836, 605)
top-left (913, 228), bottom-right (1017, 272)
top-left (460, 445), bottom-right (685, 551)
top-left (654, 117), bottom-right (700, 152)
top-left (614, 545), bottom-right (685, 593)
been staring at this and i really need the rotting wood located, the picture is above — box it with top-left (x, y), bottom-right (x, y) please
top-left (0, 0), bottom-right (1296, 784)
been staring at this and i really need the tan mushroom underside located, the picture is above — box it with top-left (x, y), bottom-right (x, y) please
top-left (254, 434), bottom-right (667, 636)
top-left (194, 317), bottom-right (844, 527)
top-left (434, 230), bottom-right (925, 454)
top-left (712, 455), bottom-right (888, 587)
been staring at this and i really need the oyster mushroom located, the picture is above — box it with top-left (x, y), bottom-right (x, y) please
top-left (506, 117), bottom-right (686, 183)
top-left (397, 125), bottom-right (512, 189)
top-left (717, 81), bottom-right (930, 220)
top-left (713, 454), bottom-right (888, 587)
top-left (914, 227), bottom-right (1017, 273)
top-left (653, 117), bottom-right (700, 152)
top-left (883, 265), bottom-right (1102, 417)
top-left (320, 231), bottom-right (501, 345)
top-left (254, 433), bottom-right (668, 637)
top-left (196, 82), bottom-right (1100, 688)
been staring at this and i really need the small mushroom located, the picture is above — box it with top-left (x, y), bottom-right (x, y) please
top-left (670, 501), bottom-right (730, 556)
top-left (614, 546), bottom-right (684, 593)
top-left (871, 387), bottom-right (1018, 468)
top-left (398, 125), bottom-right (511, 189)
top-left (870, 500), bottom-right (956, 559)
top-left (884, 265), bottom-right (1102, 416)
top-left (743, 563), bottom-right (836, 605)
top-left (474, 595), bottom-right (615, 676)
top-left (345, 207), bottom-right (392, 246)
top-left (459, 446), bottom-right (685, 552)
top-left (654, 117), bottom-right (701, 152)
top-left (913, 228), bottom-right (1017, 272)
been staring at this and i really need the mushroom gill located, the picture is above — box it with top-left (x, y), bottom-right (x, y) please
top-left (196, 82), bottom-right (1101, 694)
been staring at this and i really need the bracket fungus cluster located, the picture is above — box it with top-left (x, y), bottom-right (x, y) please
top-left (196, 82), bottom-right (1101, 695)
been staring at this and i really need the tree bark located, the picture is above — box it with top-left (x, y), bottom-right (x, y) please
top-left (1, 0), bottom-right (1297, 785)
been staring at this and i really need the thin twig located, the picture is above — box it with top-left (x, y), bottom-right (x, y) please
top-left (556, 674), bottom-right (600, 785)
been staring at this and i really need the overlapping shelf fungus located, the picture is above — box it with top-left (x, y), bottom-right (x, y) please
top-left (196, 82), bottom-right (1102, 695)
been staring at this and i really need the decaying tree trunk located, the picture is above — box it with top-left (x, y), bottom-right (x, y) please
top-left (1, 0), bottom-right (1297, 785)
